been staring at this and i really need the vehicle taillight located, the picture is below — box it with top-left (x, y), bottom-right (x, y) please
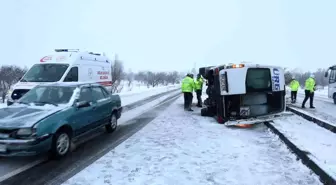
top-left (215, 68), bottom-right (219, 75)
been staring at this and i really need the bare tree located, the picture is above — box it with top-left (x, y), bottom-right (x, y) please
top-left (134, 71), bottom-right (147, 84)
top-left (283, 67), bottom-right (332, 89)
top-left (166, 71), bottom-right (179, 84)
top-left (111, 59), bottom-right (124, 93)
top-left (126, 69), bottom-right (134, 88)
top-left (0, 65), bottom-right (27, 102)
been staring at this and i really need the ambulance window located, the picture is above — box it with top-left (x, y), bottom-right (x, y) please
top-left (245, 68), bottom-right (272, 92)
top-left (21, 64), bottom-right (69, 82)
top-left (329, 69), bottom-right (336, 83)
top-left (64, 67), bottom-right (78, 82)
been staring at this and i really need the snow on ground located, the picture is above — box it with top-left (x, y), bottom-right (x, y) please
top-left (285, 87), bottom-right (336, 124)
top-left (0, 103), bottom-right (5, 108)
top-left (286, 86), bottom-right (329, 99)
top-left (119, 84), bottom-right (179, 106)
top-left (288, 95), bottom-right (336, 125)
top-left (63, 97), bottom-right (321, 185)
top-left (272, 115), bottom-right (336, 179)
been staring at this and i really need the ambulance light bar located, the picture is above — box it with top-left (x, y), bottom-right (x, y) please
top-left (226, 64), bottom-right (245, 69)
top-left (55, 49), bottom-right (79, 52)
top-left (88, 52), bottom-right (101, 56)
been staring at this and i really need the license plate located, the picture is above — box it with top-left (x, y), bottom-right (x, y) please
top-left (0, 144), bottom-right (6, 152)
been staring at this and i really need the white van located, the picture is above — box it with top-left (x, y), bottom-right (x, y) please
top-left (200, 63), bottom-right (291, 125)
top-left (6, 49), bottom-right (113, 106)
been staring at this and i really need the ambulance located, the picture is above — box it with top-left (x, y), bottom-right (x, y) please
top-left (6, 49), bottom-right (113, 106)
top-left (325, 65), bottom-right (336, 104)
top-left (199, 62), bottom-right (292, 126)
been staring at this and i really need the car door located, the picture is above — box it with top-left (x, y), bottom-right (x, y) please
top-left (71, 87), bottom-right (95, 136)
top-left (91, 86), bottom-right (112, 127)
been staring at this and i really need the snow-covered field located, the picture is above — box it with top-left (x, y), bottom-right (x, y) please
top-left (63, 97), bottom-right (321, 185)
top-left (272, 115), bottom-right (336, 180)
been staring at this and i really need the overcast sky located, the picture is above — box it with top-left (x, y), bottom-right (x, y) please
top-left (1, 0), bottom-right (336, 73)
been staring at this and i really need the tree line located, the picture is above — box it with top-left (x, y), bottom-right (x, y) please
top-left (284, 68), bottom-right (329, 88)
top-left (112, 60), bottom-right (184, 93)
top-left (0, 65), bottom-right (27, 102)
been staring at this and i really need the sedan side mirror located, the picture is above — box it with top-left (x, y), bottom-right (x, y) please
top-left (325, 71), bottom-right (329, 78)
top-left (75, 101), bottom-right (90, 108)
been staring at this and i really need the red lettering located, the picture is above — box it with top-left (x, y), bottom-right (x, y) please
top-left (97, 71), bottom-right (109, 75)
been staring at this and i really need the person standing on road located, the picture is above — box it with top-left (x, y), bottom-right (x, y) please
top-left (190, 74), bottom-right (194, 106)
top-left (302, 74), bottom-right (316, 109)
top-left (181, 74), bottom-right (195, 111)
top-left (289, 77), bottom-right (299, 103)
top-left (195, 74), bottom-right (204, 107)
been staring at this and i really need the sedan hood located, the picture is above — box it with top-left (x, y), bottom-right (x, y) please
top-left (0, 105), bottom-right (64, 128)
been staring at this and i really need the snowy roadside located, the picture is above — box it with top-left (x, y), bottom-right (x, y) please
top-left (285, 87), bottom-right (331, 104)
top-left (63, 97), bottom-right (321, 185)
top-left (272, 115), bottom-right (336, 179)
top-left (120, 85), bottom-right (179, 106)
top-left (289, 96), bottom-right (336, 125)
top-left (286, 86), bottom-right (328, 98)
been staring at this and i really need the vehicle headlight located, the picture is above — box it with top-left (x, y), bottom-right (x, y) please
top-left (17, 128), bottom-right (36, 137)
top-left (6, 87), bottom-right (13, 95)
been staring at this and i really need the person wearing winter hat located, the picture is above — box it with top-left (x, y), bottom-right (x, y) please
top-left (302, 74), bottom-right (315, 108)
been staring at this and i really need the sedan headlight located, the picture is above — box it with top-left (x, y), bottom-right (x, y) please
top-left (17, 128), bottom-right (36, 137)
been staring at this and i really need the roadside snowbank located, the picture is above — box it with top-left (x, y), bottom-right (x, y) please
top-left (63, 97), bottom-right (321, 185)
top-left (286, 86), bottom-right (328, 98)
top-left (119, 85), bottom-right (179, 106)
top-left (289, 97), bottom-right (336, 124)
top-left (272, 115), bottom-right (336, 179)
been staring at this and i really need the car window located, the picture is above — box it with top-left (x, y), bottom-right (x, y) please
top-left (64, 67), bottom-right (78, 82)
top-left (100, 87), bottom-right (110, 97)
top-left (92, 87), bottom-right (106, 101)
top-left (78, 87), bottom-right (93, 102)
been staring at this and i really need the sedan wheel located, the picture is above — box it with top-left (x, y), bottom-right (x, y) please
top-left (106, 113), bottom-right (117, 133)
top-left (50, 131), bottom-right (71, 159)
top-left (56, 133), bottom-right (70, 156)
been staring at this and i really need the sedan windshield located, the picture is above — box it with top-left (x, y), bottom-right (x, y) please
top-left (21, 64), bottom-right (69, 82)
top-left (18, 86), bottom-right (76, 106)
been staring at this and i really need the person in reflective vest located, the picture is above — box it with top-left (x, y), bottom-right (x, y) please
top-left (302, 74), bottom-right (316, 108)
top-left (181, 74), bottom-right (195, 111)
top-left (195, 74), bottom-right (204, 107)
top-left (289, 77), bottom-right (299, 103)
